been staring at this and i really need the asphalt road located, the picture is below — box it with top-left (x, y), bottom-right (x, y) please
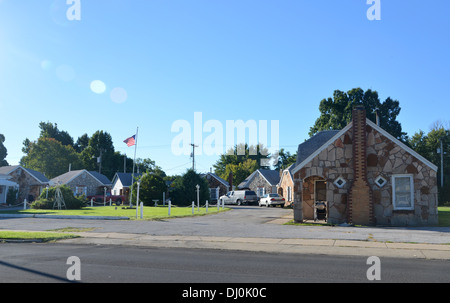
top-left (1, 243), bottom-right (449, 284)
top-left (1, 205), bottom-right (450, 244)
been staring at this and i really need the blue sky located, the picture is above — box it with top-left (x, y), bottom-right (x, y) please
top-left (0, 0), bottom-right (449, 176)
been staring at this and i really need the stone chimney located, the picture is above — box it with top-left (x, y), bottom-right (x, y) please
top-left (348, 105), bottom-right (374, 225)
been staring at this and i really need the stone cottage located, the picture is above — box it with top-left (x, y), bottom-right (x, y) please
top-left (201, 172), bottom-right (230, 202)
top-left (291, 105), bottom-right (438, 226)
top-left (50, 170), bottom-right (112, 197)
top-left (0, 165), bottom-right (50, 202)
top-left (277, 164), bottom-right (295, 206)
top-left (238, 169), bottom-right (280, 197)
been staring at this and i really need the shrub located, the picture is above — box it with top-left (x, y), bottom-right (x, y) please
top-left (32, 185), bottom-right (87, 210)
top-left (6, 187), bottom-right (18, 205)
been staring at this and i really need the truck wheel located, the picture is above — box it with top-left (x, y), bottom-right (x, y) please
top-left (236, 200), bottom-right (241, 206)
top-left (115, 199), bottom-right (122, 206)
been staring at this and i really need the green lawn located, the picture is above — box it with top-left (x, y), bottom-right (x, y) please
top-left (0, 231), bottom-right (79, 242)
top-left (2, 205), bottom-right (230, 220)
top-left (438, 207), bottom-right (450, 227)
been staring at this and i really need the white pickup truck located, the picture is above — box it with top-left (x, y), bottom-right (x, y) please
top-left (219, 190), bottom-right (258, 205)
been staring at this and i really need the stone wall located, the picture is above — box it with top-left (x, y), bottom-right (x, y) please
top-left (66, 171), bottom-right (106, 197)
top-left (366, 125), bottom-right (438, 226)
top-left (204, 174), bottom-right (229, 200)
top-left (278, 170), bottom-right (294, 206)
top-left (8, 167), bottom-right (45, 202)
top-left (293, 125), bottom-right (438, 226)
top-left (248, 172), bottom-right (276, 196)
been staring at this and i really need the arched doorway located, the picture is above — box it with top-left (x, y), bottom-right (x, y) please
top-left (302, 176), bottom-right (327, 221)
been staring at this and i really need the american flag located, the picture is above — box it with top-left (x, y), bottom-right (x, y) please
top-left (123, 135), bottom-right (136, 147)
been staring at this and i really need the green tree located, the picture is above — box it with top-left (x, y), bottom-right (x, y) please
top-left (223, 159), bottom-right (259, 186)
top-left (80, 131), bottom-right (118, 179)
top-left (310, 88), bottom-right (408, 142)
top-left (38, 122), bottom-right (74, 146)
top-left (170, 169), bottom-right (210, 206)
top-left (213, 143), bottom-right (270, 178)
top-left (273, 148), bottom-right (297, 171)
top-left (22, 122), bottom-right (75, 154)
top-left (408, 122), bottom-right (450, 204)
top-left (74, 133), bottom-right (90, 153)
top-left (130, 173), bottom-right (167, 206)
top-left (0, 134), bottom-right (8, 167)
top-left (20, 138), bottom-right (82, 179)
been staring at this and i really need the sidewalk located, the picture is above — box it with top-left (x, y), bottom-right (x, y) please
top-left (57, 231), bottom-right (450, 260)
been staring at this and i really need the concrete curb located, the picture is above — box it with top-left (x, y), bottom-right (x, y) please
top-left (58, 232), bottom-right (450, 260)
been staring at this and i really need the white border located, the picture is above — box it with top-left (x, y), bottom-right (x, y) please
top-left (392, 174), bottom-right (414, 210)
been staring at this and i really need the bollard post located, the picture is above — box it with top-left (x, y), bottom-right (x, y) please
top-left (222, 198), bottom-right (224, 209)
top-left (168, 201), bottom-right (171, 216)
top-left (91, 198), bottom-right (93, 208)
top-left (192, 201), bottom-right (194, 214)
top-left (163, 192), bottom-right (165, 207)
top-left (23, 199), bottom-right (27, 210)
top-left (109, 198), bottom-right (112, 207)
top-left (206, 200), bottom-right (208, 213)
top-left (140, 202), bottom-right (143, 219)
top-left (217, 199), bottom-right (220, 211)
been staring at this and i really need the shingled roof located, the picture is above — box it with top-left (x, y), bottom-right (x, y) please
top-left (295, 130), bottom-right (341, 167)
top-left (238, 169), bottom-right (280, 189)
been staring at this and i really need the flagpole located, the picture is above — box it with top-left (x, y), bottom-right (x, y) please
top-left (129, 127), bottom-right (139, 208)
top-left (134, 127), bottom-right (139, 219)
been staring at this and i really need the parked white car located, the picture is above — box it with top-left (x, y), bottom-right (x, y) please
top-left (258, 193), bottom-right (285, 207)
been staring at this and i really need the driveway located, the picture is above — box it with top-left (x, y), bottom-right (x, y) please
top-left (1, 206), bottom-right (450, 244)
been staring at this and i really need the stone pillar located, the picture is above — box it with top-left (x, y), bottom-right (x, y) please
top-left (348, 105), bottom-right (374, 225)
top-left (293, 179), bottom-right (303, 222)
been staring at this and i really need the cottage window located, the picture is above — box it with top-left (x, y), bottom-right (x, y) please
top-left (392, 175), bottom-right (414, 210)
top-left (257, 187), bottom-right (265, 197)
top-left (333, 177), bottom-right (346, 189)
top-left (375, 176), bottom-right (387, 188)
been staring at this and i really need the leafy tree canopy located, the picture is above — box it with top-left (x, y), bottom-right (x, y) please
top-left (130, 173), bottom-right (167, 206)
top-left (0, 134), bottom-right (8, 167)
top-left (169, 169), bottom-right (210, 206)
top-left (310, 88), bottom-right (408, 142)
top-left (213, 143), bottom-right (270, 178)
top-left (20, 138), bottom-right (82, 179)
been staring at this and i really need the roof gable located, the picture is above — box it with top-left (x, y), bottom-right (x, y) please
top-left (0, 165), bottom-right (49, 184)
top-left (238, 169), bottom-right (280, 188)
top-left (112, 172), bottom-right (141, 187)
top-left (203, 172), bottom-right (229, 187)
top-left (51, 170), bottom-right (112, 186)
top-left (292, 119), bottom-right (438, 175)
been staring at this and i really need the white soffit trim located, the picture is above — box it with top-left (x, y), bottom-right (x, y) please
top-left (291, 123), bottom-right (353, 175)
top-left (366, 119), bottom-right (438, 172)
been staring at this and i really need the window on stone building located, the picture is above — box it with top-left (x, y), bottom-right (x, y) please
top-left (257, 187), bottom-right (265, 197)
top-left (375, 175), bottom-right (387, 188)
top-left (392, 175), bottom-right (414, 210)
top-left (333, 177), bottom-right (346, 189)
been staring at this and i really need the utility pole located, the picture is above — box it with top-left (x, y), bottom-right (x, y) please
top-left (440, 139), bottom-right (444, 187)
top-left (190, 143), bottom-right (198, 171)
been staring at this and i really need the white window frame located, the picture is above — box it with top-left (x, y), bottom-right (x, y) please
top-left (375, 175), bottom-right (387, 188)
top-left (257, 187), bottom-right (265, 197)
top-left (333, 176), bottom-right (346, 189)
top-left (392, 174), bottom-right (414, 211)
